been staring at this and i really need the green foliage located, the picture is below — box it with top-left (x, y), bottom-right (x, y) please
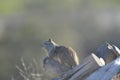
top-left (0, 0), bottom-right (23, 15)
top-left (1, 0), bottom-right (120, 15)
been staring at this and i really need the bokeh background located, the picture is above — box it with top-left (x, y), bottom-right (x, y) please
top-left (1, 0), bottom-right (120, 80)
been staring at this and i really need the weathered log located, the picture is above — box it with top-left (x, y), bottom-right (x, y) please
top-left (86, 56), bottom-right (120, 80)
top-left (96, 42), bottom-right (120, 64)
top-left (60, 53), bottom-right (105, 80)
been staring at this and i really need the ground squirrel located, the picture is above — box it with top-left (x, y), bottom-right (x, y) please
top-left (43, 39), bottom-right (79, 68)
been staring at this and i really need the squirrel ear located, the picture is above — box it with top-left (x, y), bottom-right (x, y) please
top-left (48, 38), bottom-right (52, 42)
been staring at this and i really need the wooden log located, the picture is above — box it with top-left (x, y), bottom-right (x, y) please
top-left (96, 42), bottom-right (120, 64)
top-left (86, 56), bottom-right (120, 80)
top-left (60, 53), bottom-right (105, 80)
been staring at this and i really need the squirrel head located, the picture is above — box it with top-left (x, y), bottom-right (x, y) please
top-left (43, 39), bottom-right (58, 53)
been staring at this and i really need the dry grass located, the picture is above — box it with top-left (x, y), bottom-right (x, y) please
top-left (13, 58), bottom-right (43, 80)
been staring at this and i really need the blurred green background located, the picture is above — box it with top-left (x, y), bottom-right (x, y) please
top-left (1, 0), bottom-right (120, 80)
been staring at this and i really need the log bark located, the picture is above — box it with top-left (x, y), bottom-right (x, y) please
top-left (86, 56), bottom-right (120, 80)
top-left (96, 43), bottom-right (120, 64)
top-left (60, 53), bottom-right (105, 80)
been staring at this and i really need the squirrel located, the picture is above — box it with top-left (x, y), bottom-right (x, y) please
top-left (42, 39), bottom-right (79, 68)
